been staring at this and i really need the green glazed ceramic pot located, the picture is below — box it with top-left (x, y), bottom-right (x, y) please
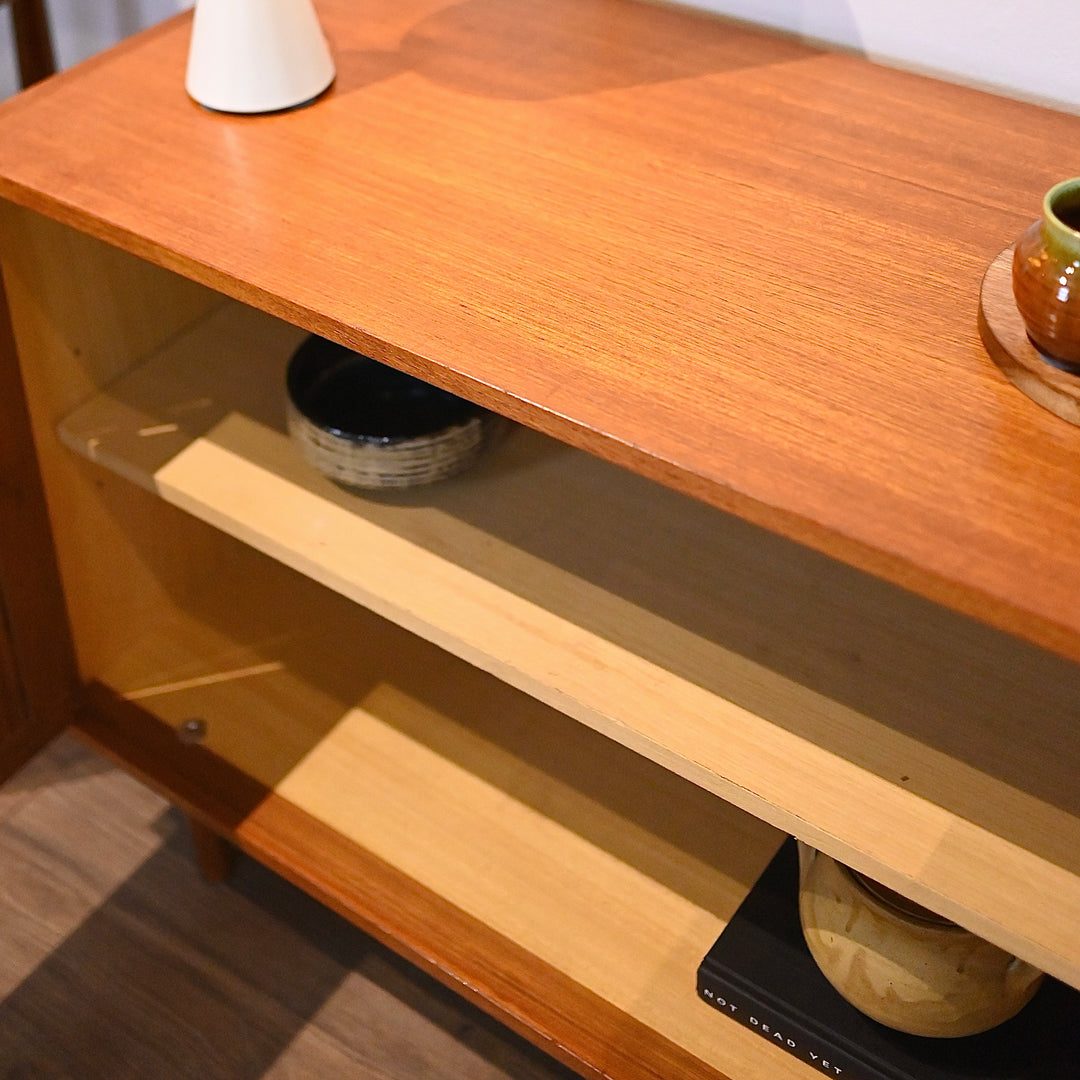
top-left (1013, 177), bottom-right (1080, 369)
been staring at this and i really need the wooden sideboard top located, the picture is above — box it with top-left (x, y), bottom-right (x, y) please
top-left (3, 0), bottom-right (1080, 661)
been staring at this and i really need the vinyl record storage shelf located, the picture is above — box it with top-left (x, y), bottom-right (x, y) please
top-left (2, 1), bottom-right (1080, 1079)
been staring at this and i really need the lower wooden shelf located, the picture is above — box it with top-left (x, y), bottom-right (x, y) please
top-left (69, 553), bottom-right (805, 1080)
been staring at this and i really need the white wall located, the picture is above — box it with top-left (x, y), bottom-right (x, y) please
top-left (1, 0), bottom-right (1077, 113)
top-left (682, 0), bottom-right (1080, 114)
top-left (47, 0), bottom-right (191, 66)
top-left (0, 0), bottom-right (191, 100)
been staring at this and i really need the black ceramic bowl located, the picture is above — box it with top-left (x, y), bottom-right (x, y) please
top-left (286, 335), bottom-right (501, 489)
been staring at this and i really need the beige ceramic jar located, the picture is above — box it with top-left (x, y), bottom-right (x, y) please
top-left (797, 843), bottom-right (1043, 1038)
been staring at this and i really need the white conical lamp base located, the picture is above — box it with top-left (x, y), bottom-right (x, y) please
top-left (186, 0), bottom-right (335, 114)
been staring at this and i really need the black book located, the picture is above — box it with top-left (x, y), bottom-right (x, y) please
top-left (696, 838), bottom-right (1080, 1080)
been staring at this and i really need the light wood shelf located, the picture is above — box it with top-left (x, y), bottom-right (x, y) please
top-left (57, 299), bottom-right (1080, 992)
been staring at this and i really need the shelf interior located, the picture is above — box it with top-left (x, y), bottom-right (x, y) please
top-left (56, 299), bottom-right (1080, 992)
top-left (81, 531), bottom-right (802, 1079)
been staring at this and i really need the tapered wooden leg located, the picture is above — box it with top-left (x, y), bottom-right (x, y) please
top-left (186, 814), bottom-right (238, 882)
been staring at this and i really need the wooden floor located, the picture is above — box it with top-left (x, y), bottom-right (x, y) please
top-left (0, 732), bottom-right (579, 1079)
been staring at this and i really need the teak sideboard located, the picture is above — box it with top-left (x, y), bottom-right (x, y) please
top-left (2, 2), bottom-right (1080, 1077)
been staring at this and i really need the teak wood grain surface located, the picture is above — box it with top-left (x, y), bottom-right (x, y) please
top-left (2, 0), bottom-right (1080, 659)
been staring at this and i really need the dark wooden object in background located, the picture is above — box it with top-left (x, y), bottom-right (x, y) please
top-left (4, 0), bottom-right (55, 87)
top-left (0, 269), bottom-right (78, 777)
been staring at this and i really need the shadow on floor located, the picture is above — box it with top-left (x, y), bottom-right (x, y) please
top-left (0, 807), bottom-right (575, 1080)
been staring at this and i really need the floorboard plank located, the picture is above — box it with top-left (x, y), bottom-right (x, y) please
top-left (0, 734), bottom-right (579, 1079)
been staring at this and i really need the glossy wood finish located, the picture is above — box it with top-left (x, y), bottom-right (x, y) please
top-left (1, 1), bottom-right (1080, 661)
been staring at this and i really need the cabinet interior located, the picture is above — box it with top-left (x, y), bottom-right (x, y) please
top-left (6, 207), bottom-right (1080, 1024)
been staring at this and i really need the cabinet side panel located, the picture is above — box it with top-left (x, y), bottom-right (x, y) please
top-left (0, 595), bottom-right (29, 743)
top-left (0, 206), bottom-right (225, 687)
top-left (0, 262), bottom-right (78, 775)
